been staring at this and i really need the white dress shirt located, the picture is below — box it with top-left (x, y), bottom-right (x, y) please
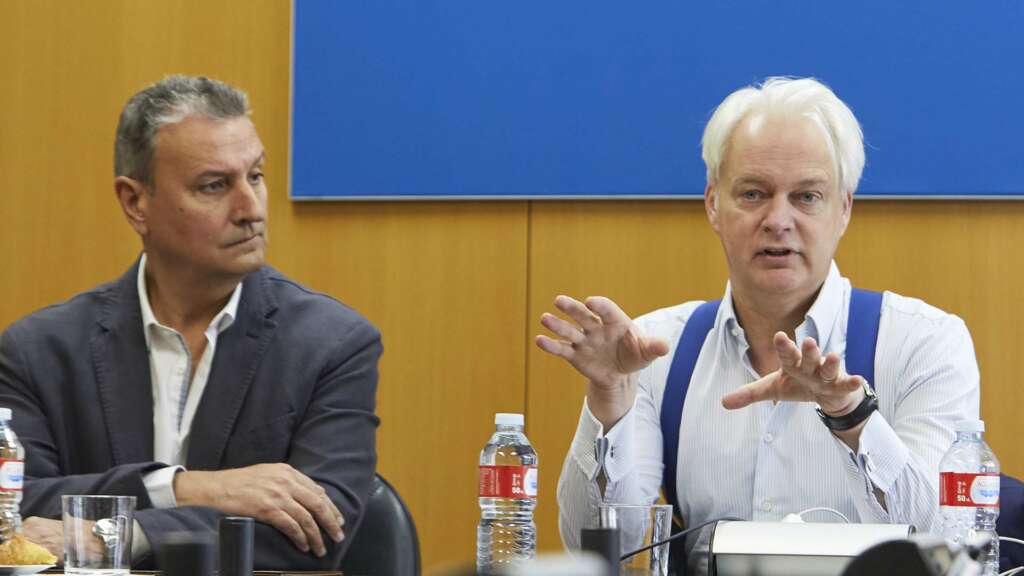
top-left (129, 254), bottom-right (242, 558)
top-left (557, 263), bottom-right (980, 574)
top-left (137, 254), bottom-right (242, 504)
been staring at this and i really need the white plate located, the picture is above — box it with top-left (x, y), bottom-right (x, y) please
top-left (0, 566), bottom-right (54, 575)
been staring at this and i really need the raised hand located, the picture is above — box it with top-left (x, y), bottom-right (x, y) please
top-left (536, 295), bottom-right (669, 428)
top-left (721, 332), bottom-right (864, 415)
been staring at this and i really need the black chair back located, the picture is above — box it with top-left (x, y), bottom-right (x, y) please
top-left (340, 474), bottom-right (421, 576)
top-left (998, 474), bottom-right (1024, 572)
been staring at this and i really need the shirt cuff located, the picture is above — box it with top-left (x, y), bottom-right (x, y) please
top-left (570, 397), bottom-right (637, 484)
top-left (832, 413), bottom-right (892, 520)
top-left (142, 465), bottom-right (185, 509)
top-left (131, 519), bottom-right (151, 562)
top-left (855, 411), bottom-right (909, 493)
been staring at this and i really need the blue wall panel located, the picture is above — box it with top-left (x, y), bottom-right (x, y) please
top-left (292, 1), bottom-right (1024, 199)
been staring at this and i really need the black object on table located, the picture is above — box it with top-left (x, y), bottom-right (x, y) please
top-left (581, 527), bottom-right (620, 576)
top-left (221, 516), bottom-right (255, 576)
top-left (157, 531), bottom-right (216, 576)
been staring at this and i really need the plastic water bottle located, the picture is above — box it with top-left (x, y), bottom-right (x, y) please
top-left (0, 408), bottom-right (24, 542)
top-left (476, 413), bottom-right (538, 574)
top-left (940, 419), bottom-right (1000, 575)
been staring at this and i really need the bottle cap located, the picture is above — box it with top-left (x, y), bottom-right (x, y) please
top-left (495, 413), bottom-right (524, 426)
top-left (955, 419), bottom-right (985, 433)
top-left (0, 408), bottom-right (11, 421)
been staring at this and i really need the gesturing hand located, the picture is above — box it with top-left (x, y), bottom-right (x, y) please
top-left (721, 332), bottom-right (864, 415)
top-left (174, 463), bottom-right (343, 557)
top-left (536, 295), bottom-right (669, 427)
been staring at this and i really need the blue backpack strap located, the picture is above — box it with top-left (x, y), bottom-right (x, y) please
top-left (846, 288), bottom-right (883, 389)
top-left (660, 300), bottom-right (720, 518)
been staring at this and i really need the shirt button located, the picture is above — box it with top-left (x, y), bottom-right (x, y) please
top-left (761, 499), bottom-right (772, 512)
top-left (731, 328), bottom-right (741, 337)
top-left (764, 433), bottom-right (774, 444)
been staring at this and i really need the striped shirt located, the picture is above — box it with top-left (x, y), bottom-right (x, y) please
top-left (557, 262), bottom-right (979, 574)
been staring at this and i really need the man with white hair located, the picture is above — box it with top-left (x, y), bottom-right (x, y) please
top-left (537, 77), bottom-right (979, 574)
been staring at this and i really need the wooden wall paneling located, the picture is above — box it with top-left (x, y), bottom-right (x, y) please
top-left (0, 0), bottom-right (293, 328)
top-left (272, 201), bottom-right (530, 572)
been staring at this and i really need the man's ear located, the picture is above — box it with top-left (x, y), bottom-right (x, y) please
top-left (705, 184), bottom-right (720, 233)
top-left (839, 188), bottom-right (853, 235)
top-left (114, 176), bottom-right (150, 237)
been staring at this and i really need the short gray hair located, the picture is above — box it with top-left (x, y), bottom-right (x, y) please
top-left (701, 77), bottom-right (865, 194)
top-left (114, 75), bottom-right (250, 183)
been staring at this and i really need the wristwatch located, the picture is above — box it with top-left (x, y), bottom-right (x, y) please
top-left (91, 515), bottom-right (127, 548)
top-left (815, 381), bottom-right (878, 431)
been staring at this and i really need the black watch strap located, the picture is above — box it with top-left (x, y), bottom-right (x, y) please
top-left (816, 385), bottom-right (878, 431)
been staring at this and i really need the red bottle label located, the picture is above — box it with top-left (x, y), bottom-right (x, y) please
top-left (478, 465), bottom-right (537, 498)
top-left (940, 472), bottom-right (999, 508)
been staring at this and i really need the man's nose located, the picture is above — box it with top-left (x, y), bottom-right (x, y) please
top-left (761, 194), bottom-right (794, 234)
top-left (233, 180), bottom-right (267, 224)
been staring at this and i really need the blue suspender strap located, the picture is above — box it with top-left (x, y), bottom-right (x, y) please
top-left (658, 289), bottom-right (883, 517)
top-left (660, 300), bottom-right (720, 519)
top-left (845, 289), bottom-right (883, 390)
top-left (657, 289), bottom-right (881, 575)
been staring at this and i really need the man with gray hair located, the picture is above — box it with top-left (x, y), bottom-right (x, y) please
top-left (537, 77), bottom-right (979, 574)
top-left (0, 75), bottom-right (381, 569)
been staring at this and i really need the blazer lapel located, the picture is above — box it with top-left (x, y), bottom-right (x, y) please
top-left (186, 268), bottom-right (278, 469)
top-left (90, 260), bottom-right (154, 465)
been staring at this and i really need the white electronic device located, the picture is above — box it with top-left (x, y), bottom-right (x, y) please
top-left (709, 521), bottom-right (914, 576)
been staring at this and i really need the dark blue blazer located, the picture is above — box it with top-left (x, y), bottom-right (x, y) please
top-left (0, 261), bottom-right (382, 570)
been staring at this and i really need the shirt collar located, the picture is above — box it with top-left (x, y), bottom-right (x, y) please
top-left (802, 261), bottom-right (843, 348)
top-left (137, 253), bottom-right (243, 349)
top-left (719, 281), bottom-right (740, 334)
top-left (719, 260), bottom-right (844, 347)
